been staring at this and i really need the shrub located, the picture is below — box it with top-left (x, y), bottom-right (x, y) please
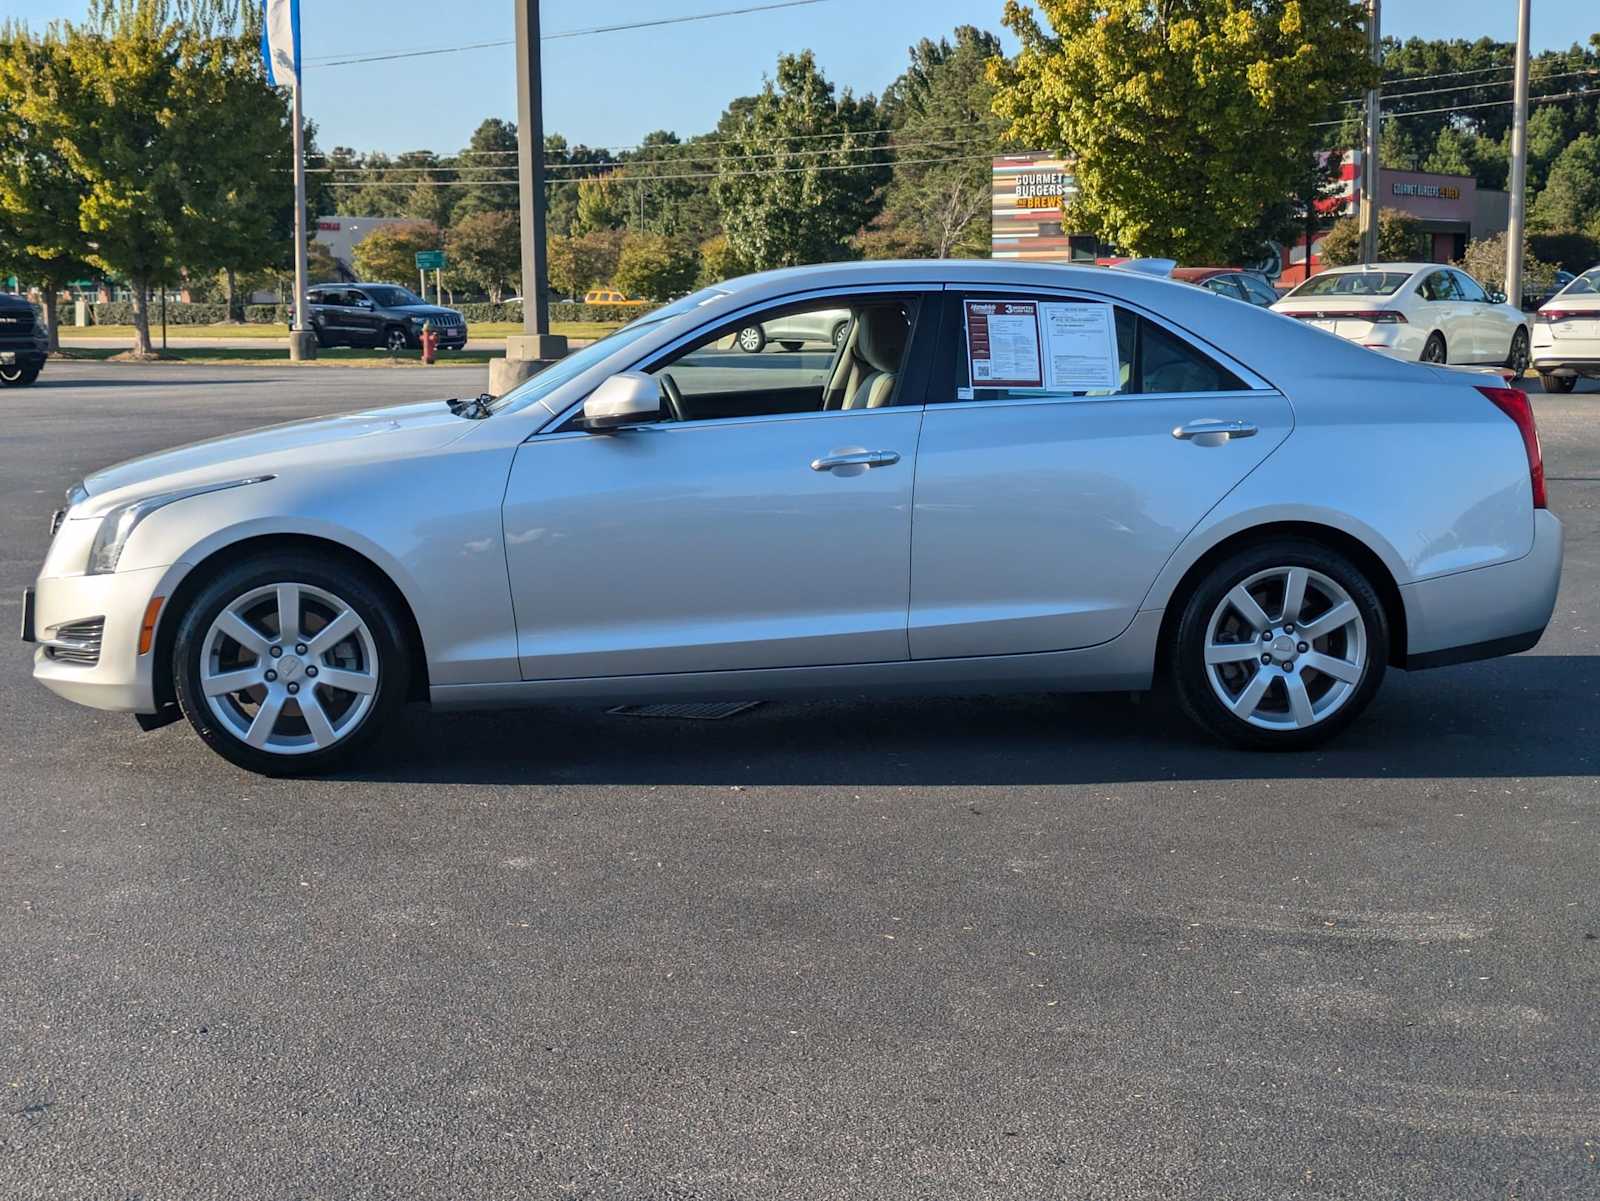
top-left (1453, 232), bottom-right (1557, 295)
top-left (88, 301), bottom-right (290, 325)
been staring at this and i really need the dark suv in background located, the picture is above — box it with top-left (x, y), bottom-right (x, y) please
top-left (0, 293), bottom-right (50, 387)
top-left (297, 283), bottom-right (468, 352)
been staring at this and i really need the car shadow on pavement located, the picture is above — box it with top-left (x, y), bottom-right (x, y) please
top-left (350, 653), bottom-right (1600, 787)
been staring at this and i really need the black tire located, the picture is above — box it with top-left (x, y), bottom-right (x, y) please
top-left (172, 551), bottom-right (411, 776)
top-left (831, 322), bottom-right (849, 349)
top-left (735, 325), bottom-right (765, 353)
top-left (779, 341), bottom-right (804, 352)
top-left (1421, 332), bottom-right (1447, 364)
top-left (1170, 539), bottom-right (1389, 751)
top-left (1505, 327), bottom-right (1529, 376)
top-left (311, 322), bottom-right (332, 349)
top-left (1540, 373), bottom-right (1577, 394)
top-left (0, 364), bottom-right (40, 387)
top-left (384, 326), bottom-right (411, 352)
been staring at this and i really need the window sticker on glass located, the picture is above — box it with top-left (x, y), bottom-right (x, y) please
top-left (1039, 302), bottom-right (1121, 392)
top-left (964, 300), bottom-right (1043, 388)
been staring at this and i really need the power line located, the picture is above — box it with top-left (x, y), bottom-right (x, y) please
top-left (316, 152), bottom-right (992, 187)
top-left (1335, 66), bottom-right (1596, 105)
top-left (306, 0), bottom-right (837, 69)
top-left (1311, 89), bottom-right (1590, 128)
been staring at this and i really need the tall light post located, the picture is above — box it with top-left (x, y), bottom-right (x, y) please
top-left (1359, 0), bottom-right (1382, 265)
top-left (490, 0), bottom-right (567, 395)
top-left (1504, 0), bottom-right (1533, 313)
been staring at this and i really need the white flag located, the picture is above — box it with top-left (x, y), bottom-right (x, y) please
top-left (261, 0), bottom-right (300, 88)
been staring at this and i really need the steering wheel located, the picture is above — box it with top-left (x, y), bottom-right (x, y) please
top-left (658, 371), bottom-right (687, 423)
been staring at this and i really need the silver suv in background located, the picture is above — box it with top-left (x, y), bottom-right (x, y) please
top-left (735, 307), bottom-right (852, 353)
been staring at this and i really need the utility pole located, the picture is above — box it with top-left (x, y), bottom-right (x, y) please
top-left (1505, 0), bottom-right (1532, 312)
top-left (491, 0), bottom-right (567, 394)
top-left (1359, 0), bottom-right (1382, 265)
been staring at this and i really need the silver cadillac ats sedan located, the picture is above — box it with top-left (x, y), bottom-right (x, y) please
top-left (23, 261), bottom-right (1562, 775)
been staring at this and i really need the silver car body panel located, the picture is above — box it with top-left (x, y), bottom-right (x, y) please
top-left (27, 259), bottom-right (1562, 716)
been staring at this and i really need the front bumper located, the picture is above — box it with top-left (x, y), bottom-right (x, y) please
top-left (0, 345), bottom-right (48, 369)
top-left (25, 564), bottom-right (184, 712)
top-left (1400, 509), bottom-right (1563, 669)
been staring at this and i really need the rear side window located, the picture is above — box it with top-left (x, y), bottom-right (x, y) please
top-left (1239, 275), bottom-right (1280, 306)
top-left (1419, 271), bottom-right (1459, 302)
top-left (941, 294), bottom-right (1246, 401)
top-left (1204, 277), bottom-right (1247, 301)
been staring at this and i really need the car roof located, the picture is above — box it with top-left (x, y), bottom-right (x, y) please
top-left (1317, 263), bottom-right (1434, 276)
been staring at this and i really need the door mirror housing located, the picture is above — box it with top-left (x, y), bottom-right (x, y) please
top-left (1487, 290), bottom-right (1507, 305)
top-left (576, 371), bottom-right (661, 432)
top-left (355, 299), bottom-right (375, 310)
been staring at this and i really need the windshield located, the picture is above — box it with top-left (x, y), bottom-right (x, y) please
top-left (1559, 268), bottom-right (1600, 297)
top-left (362, 286), bottom-right (425, 307)
top-left (1284, 271), bottom-right (1411, 298)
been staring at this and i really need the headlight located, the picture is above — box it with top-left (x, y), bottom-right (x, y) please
top-left (85, 476), bottom-right (274, 575)
top-left (410, 315), bottom-right (428, 325)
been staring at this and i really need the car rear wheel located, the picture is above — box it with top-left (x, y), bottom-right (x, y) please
top-left (1505, 328), bottom-right (1529, 376)
top-left (0, 364), bottom-right (40, 386)
top-left (1171, 540), bottom-right (1388, 750)
top-left (736, 325), bottom-right (765, 353)
top-left (1421, 332), bottom-right (1447, 364)
top-left (172, 553), bottom-right (410, 775)
top-left (831, 322), bottom-right (849, 350)
top-left (1540, 373), bottom-right (1577, 394)
top-left (384, 326), bottom-right (410, 352)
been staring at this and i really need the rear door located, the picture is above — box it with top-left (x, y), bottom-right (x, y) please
top-left (1417, 269), bottom-right (1470, 360)
top-left (908, 289), bottom-right (1293, 658)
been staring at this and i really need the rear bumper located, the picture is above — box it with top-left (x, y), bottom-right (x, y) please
top-left (26, 564), bottom-right (184, 712)
top-left (1531, 354), bottom-right (1600, 376)
top-left (1400, 509), bottom-right (1563, 670)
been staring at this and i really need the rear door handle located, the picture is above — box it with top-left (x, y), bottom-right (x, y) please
top-left (811, 450), bottom-right (901, 472)
top-left (1172, 419), bottom-right (1258, 446)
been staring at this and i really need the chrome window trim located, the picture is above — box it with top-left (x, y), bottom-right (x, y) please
top-left (927, 388), bottom-right (1278, 415)
top-left (533, 283), bottom-right (943, 436)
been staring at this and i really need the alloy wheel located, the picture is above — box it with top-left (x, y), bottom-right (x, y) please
top-left (385, 328), bottom-right (408, 352)
top-left (1507, 330), bottom-right (1529, 375)
top-left (737, 326), bottom-right (764, 353)
top-left (1422, 334), bottom-right (1446, 363)
top-left (1202, 566), bottom-right (1368, 731)
top-left (199, 581), bottom-right (379, 755)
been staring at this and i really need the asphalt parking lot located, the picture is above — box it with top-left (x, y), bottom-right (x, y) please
top-left (3, 360), bottom-right (1598, 1199)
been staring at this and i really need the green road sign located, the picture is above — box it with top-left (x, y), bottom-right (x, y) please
top-left (414, 250), bottom-right (446, 270)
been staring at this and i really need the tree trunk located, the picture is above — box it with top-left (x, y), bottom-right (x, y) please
top-left (130, 279), bottom-right (153, 357)
top-left (41, 290), bottom-right (61, 353)
top-left (225, 267), bottom-right (244, 322)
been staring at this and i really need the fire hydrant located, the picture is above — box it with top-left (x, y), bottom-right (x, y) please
top-left (419, 321), bottom-right (438, 365)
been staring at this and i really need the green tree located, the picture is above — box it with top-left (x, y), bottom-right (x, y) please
top-left (1422, 127), bottom-right (1474, 176)
top-left (3, 1), bottom-right (300, 355)
top-left (0, 28), bottom-right (95, 351)
top-left (1531, 134), bottom-right (1600, 234)
top-left (453, 118), bottom-right (519, 220)
top-left (546, 228), bottom-right (624, 299)
top-left (1453, 232), bottom-right (1556, 297)
top-left (613, 232), bottom-right (698, 300)
top-left (871, 26), bottom-right (1007, 258)
top-left (351, 220), bottom-right (441, 284)
top-left (697, 233), bottom-right (747, 285)
top-left (1317, 207), bottom-right (1426, 267)
top-left (990, 0), bottom-right (1376, 262)
top-left (574, 173), bottom-right (630, 235)
top-left (445, 209), bottom-right (520, 302)
top-left (712, 51), bottom-right (888, 269)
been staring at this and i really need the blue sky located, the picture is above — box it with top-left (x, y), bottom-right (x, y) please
top-left (6, 0), bottom-right (1596, 154)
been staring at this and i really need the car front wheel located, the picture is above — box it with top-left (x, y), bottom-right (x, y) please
top-left (172, 552), bottom-right (410, 775)
top-left (384, 326), bottom-right (410, 352)
top-left (1171, 541), bottom-right (1388, 750)
top-left (0, 363), bottom-right (41, 386)
top-left (1505, 328), bottom-right (1529, 376)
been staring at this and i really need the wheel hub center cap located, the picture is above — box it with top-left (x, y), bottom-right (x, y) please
top-left (1269, 635), bottom-right (1298, 663)
top-left (277, 654), bottom-right (304, 681)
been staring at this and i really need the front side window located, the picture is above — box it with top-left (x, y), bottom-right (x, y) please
top-left (633, 295), bottom-right (925, 423)
top-left (1238, 275), bottom-right (1280, 306)
top-left (362, 286), bottom-right (425, 308)
top-left (1204, 277), bottom-right (1247, 301)
top-left (1452, 270), bottom-right (1489, 303)
top-left (942, 294), bottom-right (1245, 401)
top-left (1561, 269), bottom-right (1600, 297)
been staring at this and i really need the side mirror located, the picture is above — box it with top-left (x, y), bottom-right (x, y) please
top-left (357, 299), bottom-right (375, 310)
top-left (1487, 290), bottom-right (1506, 305)
top-left (575, 371), bottom-right (661, 433)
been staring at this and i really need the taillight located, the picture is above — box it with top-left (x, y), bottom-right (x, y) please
top-left (1476, 385), bottom-right (1546, 509)
top-left (1536, 309), bottom-right (1579, 322)
top-left (1294, 310), bottom-right (1406, 323)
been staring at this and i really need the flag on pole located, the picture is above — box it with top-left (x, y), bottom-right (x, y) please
top-left (261, 0), bottom-right (301, 88)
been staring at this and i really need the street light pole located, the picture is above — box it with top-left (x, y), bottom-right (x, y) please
top-left (491, 0), bottom-right (566, 393)
top-left (1359, 0), bottom-right (1382, 265)
top-left (1505, 0), bottom-right (1532, 312)
top-left (288, 74), bottom-right (314, 361)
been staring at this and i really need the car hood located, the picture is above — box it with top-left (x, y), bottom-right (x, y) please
top-left (80, 399), bottom-right (475, 506)
top-left (392, 304), bottom-right (461, 319)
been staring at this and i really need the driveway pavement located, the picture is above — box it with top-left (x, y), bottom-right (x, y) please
top-left (2, 363), bottom-right (1597, 1199)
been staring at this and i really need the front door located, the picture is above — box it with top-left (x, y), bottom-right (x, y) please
top-left (908, 291), bottom-right (1295, 658)
top-left (502, 291), bottom-right (935, 680)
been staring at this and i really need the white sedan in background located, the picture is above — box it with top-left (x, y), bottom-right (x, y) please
top-left (1273, 263), bottom-right (1530, 371)
top-left (1531, 265), bottom-right (1600, 393)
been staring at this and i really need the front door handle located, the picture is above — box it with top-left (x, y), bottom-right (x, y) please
top-left (1172, 419), bottom-right (1258, 447)
top-left (811, 450), bottom-right (902, 472)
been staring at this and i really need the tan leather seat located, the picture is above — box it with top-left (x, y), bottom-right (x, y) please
top-left (843, 306), bottom-right (909, 409)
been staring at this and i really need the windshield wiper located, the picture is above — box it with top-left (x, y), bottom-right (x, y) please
top-left (445, 393), bottom-right (495, 419)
